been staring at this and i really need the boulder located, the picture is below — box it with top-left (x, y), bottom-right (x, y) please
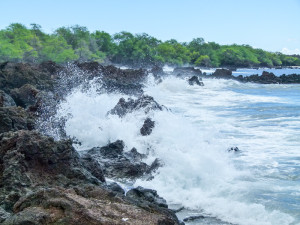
top-left (188, 76), bottom-right (204, 86)
top-left (140, 118), bottom-right (155, 136)
top-left (150, 66), bottom-right (165, 77)
top-left (228, 147), bottom-right (240, 152)
top-left (126, 186), bottom-right (168, 208)
top-left (105, 182), bottom-right (125, 195)
top-left (212, 68), bottom-right (233, 78)
top-left (109, 95), bottom-right (163, 117)
top-left (101, 65), bottom-right (148, 95)
top-left (82, 140), bottom-right (159, 180)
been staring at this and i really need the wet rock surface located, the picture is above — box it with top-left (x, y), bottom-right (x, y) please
top-left (126, 186), bottom-right (168, 208)
top-left (188, 76), bottom-right (204, 86)
top-left (81, 140), bottom-right (159, 180)
top-left (0, 131), bottom-right (178, 224)
top-left (140, 118), bottom-right (155, 136)
top-left (211, 68), bottom-right (233, 78)
top-left (3, 186), bottom-right (178, 225)
top-left (109, 95), bottom-right (163, 117)
top-left (100, 64), bottom-right (148, 95)
top-left (151, 65), bottom-right (166, 77)
top-left (0, 61), bottom-right (183, 224)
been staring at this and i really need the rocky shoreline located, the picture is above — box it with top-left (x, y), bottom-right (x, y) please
top-left (1, 61), bottom-right (300, 224)
top-left (0, 61), bottom-right (184, 225)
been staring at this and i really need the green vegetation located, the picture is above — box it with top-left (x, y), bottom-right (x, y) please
top-left (1, 23), bottom-right (300, 67)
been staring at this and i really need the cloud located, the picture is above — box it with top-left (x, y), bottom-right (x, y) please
top-left (281, 48), bottom-right (300, 55)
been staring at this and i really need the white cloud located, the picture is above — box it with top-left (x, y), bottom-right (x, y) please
top-left (281, 48), bottom-right (300, 55)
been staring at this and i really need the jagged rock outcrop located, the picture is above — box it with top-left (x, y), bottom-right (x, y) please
top-left (188, 76), bottom-right (204, 86)
top-left (10, 84), bottom-right (40, 109)
top-left (140, 118), bottom-right (155, 136)
top-left (150, 66), bottom-right (166, 77)
top-left (109, 95), bottom-right (163, 117)
top-left (211, 68), bottom-right (233, 78)
top-left (0, 62), bottom-right (55, 93)
top-left (81, 140), bottom-right (159, 180)
top-left (101, 65), bottom-right (148, 95)
top-left (126, 186), bottom-right (168, 208)
top-left (0, 107), bottom-right (35, 134)
top-left (3, 185), bottom-right (179, 225)
top-left (0, 130), bottom-right (103, 211)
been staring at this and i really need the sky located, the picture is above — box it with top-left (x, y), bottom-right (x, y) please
top-left (1, 0), bottom-right (300, 54)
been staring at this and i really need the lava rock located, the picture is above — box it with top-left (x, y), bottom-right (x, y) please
top-left (188, 76), bottom-right (204, 86)
top-left (0, 208), bottom-right (10, 223)
top-left (0, 130), bottom-right (103, 211)
top-left (83, 140), bottom-right (158, 180)
top-left (10, 84), bottom-right (40, 109)
top-left (0, 90), bottom-right (16, 107)
top-left (0, 107), bottom-right (35, 134)
top-left (228, 147), bottom-right (240, 152)
top-left (151, 66), bottom-right (165, 77)
top-left (80, 154), bottom-right (106, 182)
top-left (183, 215), bottom-right (205, 222)
top-left (3, 186), bottom-right (179, 225)
top-left (212, 68), bottom-right (233, 78)
top-left (0, 62), bottom-right (55, 93)
top-left (39, 61), bottom-right (62, 74)
top-left (106, 182), bottom-right (125, 195)
top-left (127, 186), bottom-right (168, 208)
top-left (140, 118), bottom-right (155, 136)
top-left (101, 65), bottom-right (148, 95)
top-left (124, 147), bottom-right (146, 162)
top-left (109, 95), bottom-right (163, 117)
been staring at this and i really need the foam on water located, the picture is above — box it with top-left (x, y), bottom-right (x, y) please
top-left (51, 75), bottom-right (300, 225)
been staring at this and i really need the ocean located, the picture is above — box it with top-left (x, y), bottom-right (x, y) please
top-left (48, 67), bottom-right (300, 225)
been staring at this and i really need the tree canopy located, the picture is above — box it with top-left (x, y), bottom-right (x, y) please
top-left (1, 23), bottom-right (299, 67)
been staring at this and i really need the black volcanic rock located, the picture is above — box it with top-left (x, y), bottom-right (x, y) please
top-left (140, 118), bottom-right (155, 136)
top-left (109, 95), bottom-right (163, 117)
top-left (10, 84), bottom-right (40, 109)
top-left (0, 130), bottom-right (103, 211)
top-left (0, 91), bottom-right (16, 107)
top-left (82, 140), bottom-right (160, 180)
top-left (151, 66), bottom-right (166, 77)
top-left (101, 65), bottom-right (148, 95)
top-left (0, 107), bottom-right (35, 134)
top-left (188, 76), bottom-right (204, 86)
top-left (126, 186), bottom-right (168, 208)
top-left (0, 62), bottom-right (55, 93)
top-left (212, 68), bottom-right (233, 78)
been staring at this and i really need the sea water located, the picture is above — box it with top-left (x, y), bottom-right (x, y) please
top-left (50, 69), bottom-right (300, 225)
